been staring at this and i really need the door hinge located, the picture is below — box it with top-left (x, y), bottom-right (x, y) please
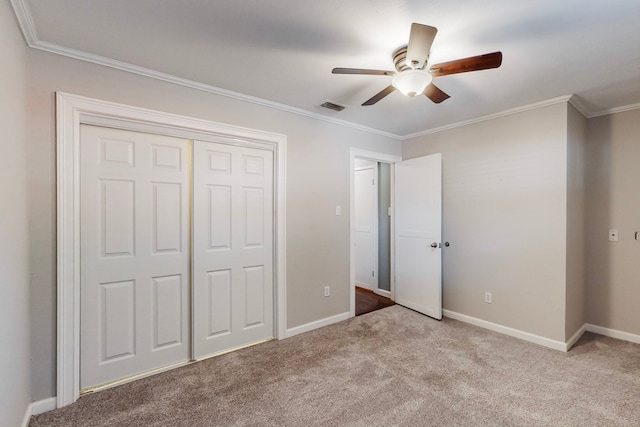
top-left (372, 270), bottom-right (375, 277)
top-left (372, 178), bottom-right (375, 185)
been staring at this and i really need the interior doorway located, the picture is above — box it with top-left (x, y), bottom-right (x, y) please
top-left (349, 149), bottom-right (401, 318)
top-left (350, 149), bottom-right (443, 321)
top-left (353, 159), bottom-right (379, 292)
top-left (355, 286), bottom-right (395, 316)
top-left (353, 159), bottom-right (394, 316)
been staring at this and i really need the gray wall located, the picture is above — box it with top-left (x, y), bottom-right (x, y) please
top-left (378, 163), bottom-right (391, 291)
top-left (11, 0), bottom-right (640, 403)
top-left (0, 0), bottom-right (32, 424)
top-left (25, 46), bottom-right (400, 400)
top-left (585, 108), bottom-right (640, 335)
top-left (403, 103), bottom-right (570, 342)
top-left (565, 103), bottom-right (587, 338)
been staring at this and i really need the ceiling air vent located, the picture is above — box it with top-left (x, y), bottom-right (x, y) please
top-left (320, 101), bottom-right (347, 112)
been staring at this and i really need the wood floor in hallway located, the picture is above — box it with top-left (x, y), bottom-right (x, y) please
top-left (355, 286), bottom-right (395, 316)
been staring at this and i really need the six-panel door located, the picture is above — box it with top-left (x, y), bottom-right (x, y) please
top-left (192, 140), bottom-right (274, 359)
top-left (80, 127), bottom-right (277, 388)
top-left (80, 125), bottom-right (191, 389)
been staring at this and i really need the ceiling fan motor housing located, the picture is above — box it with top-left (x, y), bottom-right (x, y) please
top-left (393, 45), bottom-right (428, 72)
top-left (330, 23), bottom-right (501, 106)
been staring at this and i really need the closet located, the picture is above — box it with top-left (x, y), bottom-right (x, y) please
top-left (79, 125), bottom-right (274, 390)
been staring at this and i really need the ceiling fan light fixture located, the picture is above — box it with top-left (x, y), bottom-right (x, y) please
top-left (391, 69), bottom-right (432, 97)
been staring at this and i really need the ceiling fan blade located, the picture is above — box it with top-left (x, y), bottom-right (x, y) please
top-left (406, 23), bottom-right (438, 69)
top-left (424, 83), bottom-right (450, 104)
top-left (332, 68), bottom-right (394, 76)
top-left (429, 51), bottom-right (502, 77)
top-left (362, 85), bottom-right (396, 106)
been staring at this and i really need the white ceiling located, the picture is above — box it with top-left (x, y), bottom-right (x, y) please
top-left (17, 0), bottom-right (640, 137)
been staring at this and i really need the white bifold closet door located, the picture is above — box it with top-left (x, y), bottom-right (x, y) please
top-left (80, 128), bottom-right (275, 389)
top-left (80, 125), bottom-right (191, 390)
top-left (192, 141), bottom-right (274, 359)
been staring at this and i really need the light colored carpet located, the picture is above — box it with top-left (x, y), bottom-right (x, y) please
top-left (31, 305), bottom-right (640, 426)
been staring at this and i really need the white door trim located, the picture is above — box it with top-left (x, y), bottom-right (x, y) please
top-left (349, 149), bottom-right (401, 317)
top-left (56, 92), bottom-right (287, 408)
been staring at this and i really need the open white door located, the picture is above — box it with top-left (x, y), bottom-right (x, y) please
top-left (394, 153), bottom-right (442, 319)
top-left (354, 166), bottom-right (378, 291)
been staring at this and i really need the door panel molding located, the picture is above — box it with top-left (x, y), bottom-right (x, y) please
top-left (56, 92), bottom-right (287, 408)
top-left (79, 125), bottom-right (191, 390)
top-left (192, 141), bottom-right (274, 359)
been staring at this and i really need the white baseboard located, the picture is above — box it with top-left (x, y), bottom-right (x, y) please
top-left (355, 283), bottom-right (374, 291)
top-left (374, 289), bottom-right (392, 299)
top-left (442, 309), bottom-right (568, 352)
top-left (285, 312), bottom-right (350, 338)
top-left (31, 396), bottom-right (57, 416)
top-left (566, 324), bottom-right (587, 351)
top-left (586, 323), bottom-right (640, 344)
top-left (20, 405), bottom-right (31, 427)
top-left (20, 396), bottom-right (57, 427)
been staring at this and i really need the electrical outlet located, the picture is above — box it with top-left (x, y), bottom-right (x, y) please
top-left (484, 292), bottom-right (492, 304)
top-left (324, 286), bottom-right (330, 297)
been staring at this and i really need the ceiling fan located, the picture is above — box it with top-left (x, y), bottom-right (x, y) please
top-left (332, 23), bottom-right (502, 106)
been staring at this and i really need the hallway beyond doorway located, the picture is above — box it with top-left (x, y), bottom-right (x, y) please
top-left (355, 286), bottom-right (394, 316)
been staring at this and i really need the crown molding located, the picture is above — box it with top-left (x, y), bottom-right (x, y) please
top-left (569, 95), bottom-right (640, 118)
top-left (33, 41), bottom-right (402, 140)
top-left (568, 95), bottom-right (591, 117)
top-left (11, 0), bottom-right (640, 141)
top-left (10, 0), bottom-right (400, 141)
top-left (400, 95), bottom-right (574, 140)
top-left (587, 102), bottom-right (640, 118)
top-left (10, 0), bottom-right (38, 45)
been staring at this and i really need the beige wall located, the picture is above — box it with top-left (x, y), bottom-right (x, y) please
top-left (15, 3), bottom-right (640, 403)
top-left (25, 49), bottom-right (400, 400)
top-left (402, 103), bottom-right (569, 342)
top-left (565, 103), bottom-right (587, 338)
top-left (585, 108), bottom-right (640, 335)
top-left (0, 0), bottom-right (32, 424)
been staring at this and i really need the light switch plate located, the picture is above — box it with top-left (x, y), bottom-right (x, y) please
top-left (609, 229), bottom-right (619, 242)
top-left (335, 205), bottom-right (342, 216)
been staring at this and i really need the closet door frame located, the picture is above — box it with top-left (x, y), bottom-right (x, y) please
top-left (56, 92), bottom-right (287, 409)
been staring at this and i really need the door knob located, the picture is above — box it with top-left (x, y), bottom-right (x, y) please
top-left (430, 242), bottom-right (438, 248)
